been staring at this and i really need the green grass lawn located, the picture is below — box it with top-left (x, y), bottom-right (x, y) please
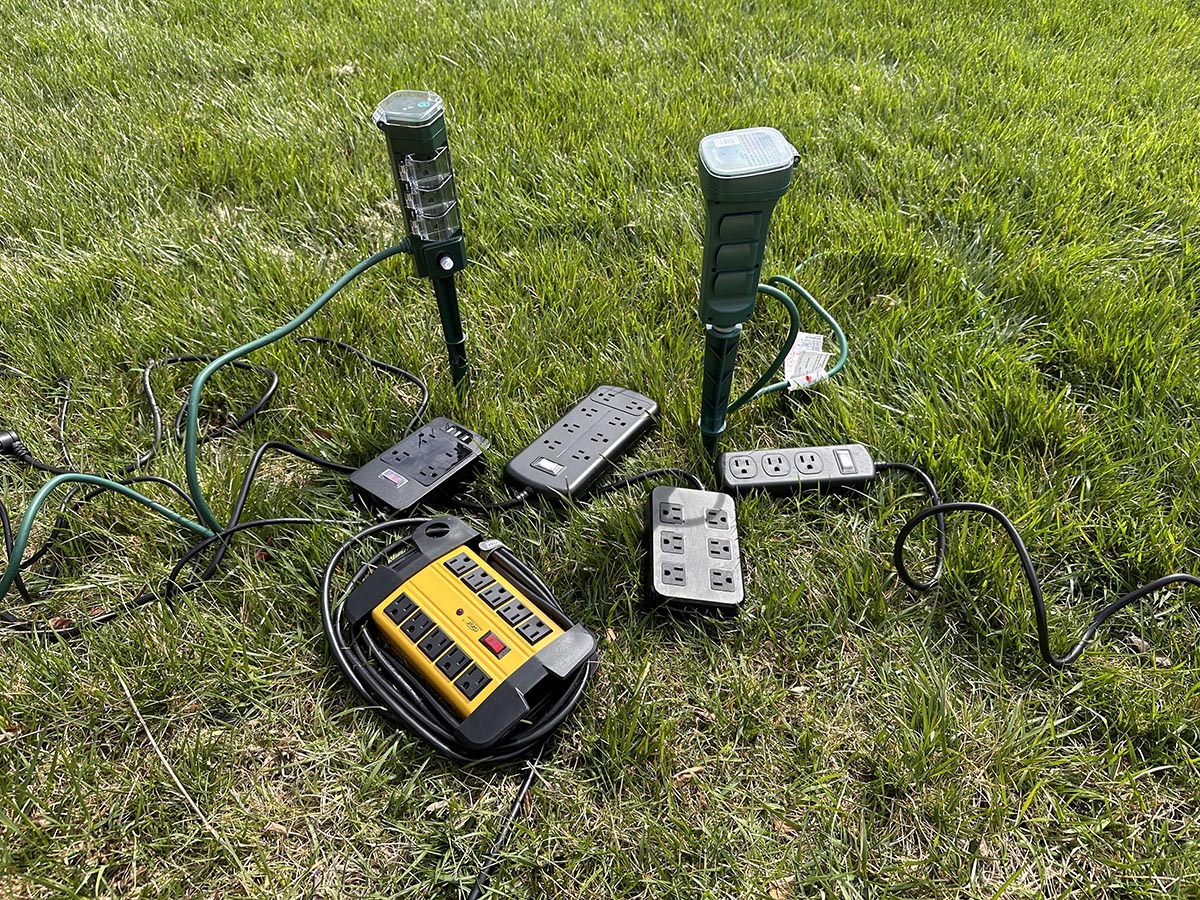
top-left (3, 0), bottom-right (1200, 896)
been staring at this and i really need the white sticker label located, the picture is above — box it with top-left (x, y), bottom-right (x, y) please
top-left (784, 332), bottom-right (831, 389)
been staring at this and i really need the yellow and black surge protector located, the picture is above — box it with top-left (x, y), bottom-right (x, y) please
top-left (342, 517), bottom-right (596, 749)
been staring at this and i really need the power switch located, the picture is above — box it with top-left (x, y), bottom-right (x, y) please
top-left (834, 448), bottom-right (858, 474)
top-left (480, 631), bottom-right (509, 659)
top-left (531, 456), bottom-right (565, 476)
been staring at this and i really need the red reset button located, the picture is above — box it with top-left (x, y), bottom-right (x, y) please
top-left (480, 631), bottom-right (508, 658)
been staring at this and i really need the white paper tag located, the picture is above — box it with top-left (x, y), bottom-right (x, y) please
top-left (784, 331), bottom-right (831, 390)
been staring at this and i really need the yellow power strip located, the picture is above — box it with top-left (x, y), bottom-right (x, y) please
top-left (342, 517), bottom-right (596, 750)
top-left (371, 545), bottom-right (565, 717)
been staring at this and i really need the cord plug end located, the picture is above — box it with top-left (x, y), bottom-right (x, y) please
top-left (0, 429), bottom-right (33, 462)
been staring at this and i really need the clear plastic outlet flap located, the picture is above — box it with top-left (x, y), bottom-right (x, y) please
top-left (402, 146), bottom-right (461, 241)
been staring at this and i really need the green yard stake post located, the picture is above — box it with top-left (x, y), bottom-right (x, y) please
top-left (373, 90), bottom-right (470, 386)
top-left (697, 127), bottom-right (799, 454)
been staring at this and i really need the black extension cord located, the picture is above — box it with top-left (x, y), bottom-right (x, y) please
top-left (0, 335), bottom-right (428, 634)
top-left (894, 501), bottom-right (1200, 669)
top-left (717, 442), bottom-right (1200, 668)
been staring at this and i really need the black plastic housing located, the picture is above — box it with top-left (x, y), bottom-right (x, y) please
top-left (644, 486), bottom-right (743, 615)
top-left (505, 386), bottom-right (657, 499)
top-left (350, 418), bottom-right (488, 513)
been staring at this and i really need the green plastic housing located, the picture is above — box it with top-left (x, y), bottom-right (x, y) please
top-left (697, 127), bottom-right (798, 328)
top-left (373, 90), bottom-right (469, 384)
top-left (372, 90), bottom-right (467, 279)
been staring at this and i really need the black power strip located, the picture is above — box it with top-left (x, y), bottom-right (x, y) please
top-left (644, 486), bottom-right (743, 614)
top-left (505, 386), bottom-right (657, 500)
top-left (350, 418), bottom-right (488, 513)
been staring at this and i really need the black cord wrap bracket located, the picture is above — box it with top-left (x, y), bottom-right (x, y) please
top-left (321, 516), bottom-right (597, 764)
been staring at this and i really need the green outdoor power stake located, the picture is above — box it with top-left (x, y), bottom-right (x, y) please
top-left (697, 127), bottom-right (799, 454)
top-left (373, 90), bottom-right (470, 385)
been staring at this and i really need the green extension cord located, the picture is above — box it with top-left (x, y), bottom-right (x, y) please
top-left (0, 474), bottom-right (213, 602)
top-left (725, 271), bottom-right (849, 416)
top-left (0, 242), bottom-right (409, 607)
top-left (185, 241), bottom-right (410, 533)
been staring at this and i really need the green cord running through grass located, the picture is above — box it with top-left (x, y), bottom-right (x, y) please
top-left (0, 242), bottom-right (411, 608)
top-left (0, 473), bottom-right (213, 603)
top-left (183, 241), bottom-right (411, 533)
top-left (725, 270), bottom-right (850, 416)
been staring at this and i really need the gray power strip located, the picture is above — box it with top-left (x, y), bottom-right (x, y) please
top-left (644, 486), bottom-right (743, 614)
top-left (717, 444), bottom-right (876, 494)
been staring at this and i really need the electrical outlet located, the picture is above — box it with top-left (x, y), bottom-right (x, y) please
top-left (351, 418), bottom-right (488, 513)
top-left (727, 455), bottom-right (758, 480)
top-left (516, 616), bottom-right (553, 644)
top-left (707, 537), bottom-right (731, 559)
top-left (762, 453), bottom-right (790, 477)
top-left (709, 568), bottom-right (736, 592)
top-left (795, 451), bottom-right (822, 475)
top-left (592, 386), bottom-right (653, 415)
top-left (479, 582), bottom-right (514, 609)
top-left (453, 665), bottom-right (492, 701)
top-left (506, 386), bottom-right (657, 499)
top-left (499, 599), bottom-right (532, 626)
top-left (705, 507), bottom-right (729, 529)
top-left (716, 444), bottom-right (876, 494)
top-left (417, 627), bottom-right (453, 660)
top-left (661, 563), bottom-right (687, 585)
top-left (644, 486), bottom-right (743, 614)
top-left (659, 502), bottom-right (684, 525)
